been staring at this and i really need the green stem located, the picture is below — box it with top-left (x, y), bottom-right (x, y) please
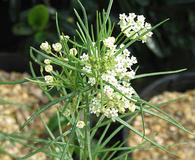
top-left (84, 94), bottom-right (92, 160)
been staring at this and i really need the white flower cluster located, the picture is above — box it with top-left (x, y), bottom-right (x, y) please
top-left (118, 13), bottom-right (153, 43)
top-left (80, 37), bottom-right (137, 120)
top-left (40, 41), bottom-right (63, 84)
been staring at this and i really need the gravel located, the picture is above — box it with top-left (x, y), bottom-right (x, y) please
top-left (129, 90), bottom-right (195, 160)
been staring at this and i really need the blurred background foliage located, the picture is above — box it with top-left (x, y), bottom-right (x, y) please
top-left (0, 0), bottom-right (195, 90)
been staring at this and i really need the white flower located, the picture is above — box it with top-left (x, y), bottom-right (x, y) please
top-left (88, 77), bottom-right (96, 86)
top-left (44, 59), bottom-right (51, 65)
top-left (44, 75), bottom-right (54, 84)
top-left (83, 65), bottom-right (91, 74)
top-left (89, 97), bottom-right (101, 116)
top-left (145, 22), bottom-right (152, 30)
top-left (60, 35), bottom-right (70, 40)
top-left (103, 37), bottom-right (116, 48)
top-left (76, 121), bottom-right (85, 128)
top-left (130, 56), bottom-right (137, 64)
top-left (122, 81), bottom-right (130, 87)
top-left (103, 108), bottom-right (118, 119)
top-left (52, 43), bottom-right (62, 52)
top-left (103, 85), bottom-right (114, 98)
top-left (124, 71), bottom-right (135, 80)
top-left (63, 109), bottom-right (71, 117)
top-left (123, 49), bottom-right (131, 57)
top-left (101, 72), bottom-right (118, 86)
top-left (128, 103), bottom-right (137, 112)
top-left (80, 53), bottom-right (89, 61)
top-left (40, 41), bottom-right (51, 53)
top-left (140, 23), bottom-right (153, 43)
top-left (127, 13), bottom-right (136, 21)
top-left (70, 48), bottom-right (78, 56)
top-left (45, 65), bottom-right (53, 73)
top-left (137, 15), bottom-right (145, 28)
top-left (119, 13), bottom-right (127, 20)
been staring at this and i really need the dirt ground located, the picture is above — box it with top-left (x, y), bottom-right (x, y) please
top-left (129, 90), bottom-right (195, 160)
top-left (0, 70), bottom-right (50, 160)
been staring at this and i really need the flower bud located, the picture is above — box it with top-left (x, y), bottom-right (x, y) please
top-left (52, 43), bottom-right (62, 52)
top-left (60, 35), bottom-right (70, 40)
top-left (70, 48), bottom-right (78, 56)
top-left (103, 37), bottom-right (115, 48)
top-left (45, 65), bottom-right (53, 73)
top-left (44, 75), bottom-right (53, 84)
top-left (40, 41), bottom-right (51, 53)
top-left (44, 59), bottom-right (51, 65)
top-left (76, 121), bottom-right (85, 128)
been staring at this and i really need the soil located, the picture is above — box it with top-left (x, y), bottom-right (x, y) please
top-left (129, 90), bottom-right (195, 160)
top-left (0, 70), bottom-right (53, 160)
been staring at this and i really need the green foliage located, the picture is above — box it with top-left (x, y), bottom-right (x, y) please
top-left (12, 23), bottom-right (33, 36)
top-left (27, 4), bottom-right (49, 31)
top-left (12, 4), bottom-right (50, 36)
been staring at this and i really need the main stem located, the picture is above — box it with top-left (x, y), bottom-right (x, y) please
top-left (84, 94), bottom-right (92, 160)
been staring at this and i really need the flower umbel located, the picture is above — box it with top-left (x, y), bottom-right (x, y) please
top-left (118, 13), bottom-right (153, 43)
top-left (79, 36), bottom-right (138, 120)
